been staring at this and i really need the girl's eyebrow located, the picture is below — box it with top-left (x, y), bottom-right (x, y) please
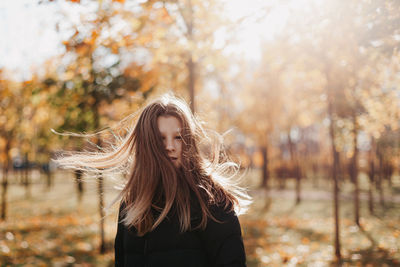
top-left (159, 130), bottom-right (180, 135)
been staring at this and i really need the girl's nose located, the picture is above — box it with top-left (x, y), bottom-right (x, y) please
top-left (165, 138), bottom-right (175, 151)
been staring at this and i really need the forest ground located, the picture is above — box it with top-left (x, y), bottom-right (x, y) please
top-left (0, 169), bottom-right (399, 267)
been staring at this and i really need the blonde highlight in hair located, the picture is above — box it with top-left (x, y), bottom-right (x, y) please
top-left (55, 93), bottom-right (251, 236)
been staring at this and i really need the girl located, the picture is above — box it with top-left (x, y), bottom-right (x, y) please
top-left (56, 94), bottom-right (250, 267)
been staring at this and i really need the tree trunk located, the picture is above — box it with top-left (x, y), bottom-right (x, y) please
top-left (217, 79), bottom-right (227, 133)
top-left (377, 151), bottom-right (385, 207)
top-left (295, 166), bottom-right (301, 205)
top-left (188, 55), bottom-right (195, 113)
top-left (383, 161), bottom-right (393, 189)
top-left (98, 174), bottom-right (106, 254)
top-left (91, 89), bottom-right (106, 254)
top-left (41, 163), bottom-right (53, 192)
top-left (287, 131), bottom-right (301, 204)
top-left (368, 181), bottom-right (374, 214)
top-left (387, 170), bottom-right (393, 188)
top-left (261, 145), bottom-right (269, 189)
top-left (327, 84), bottom-right (341, 261)
top-left (75, 169), bottom-right (84, 203)
top-left (186, 0), bottom-right (195, 113)
top-left (1, 141), bottom-right (11, 221)
top-left (1, 165), bottom-right (8, 221)
top-left (93, 104), bottom-right (106, 254)
top-left (336, 152), bottom-right (344, 191)
top-left (351, 112), bottom-right (360, 226)
top-left (368, 136), bottom-right (375, 215)
top-left (330, 128), bottom-right (341, 261)
top-left (23, 153), bottom-right (31, 199)
top-left (312, 163), bottom-right (319, 189)
top-left (46, 169), bottom-right (53, 190)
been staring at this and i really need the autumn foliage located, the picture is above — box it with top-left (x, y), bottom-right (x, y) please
top-left (0, 0), bottom-right (400, 265)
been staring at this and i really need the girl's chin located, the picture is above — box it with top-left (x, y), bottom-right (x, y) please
top-left (172, 162), bottom-right (182, 169)
top-left (171, 159), bottom-right (180, 168)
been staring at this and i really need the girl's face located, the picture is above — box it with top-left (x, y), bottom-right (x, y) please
top-left (157, 115), bottom-right (183, 168)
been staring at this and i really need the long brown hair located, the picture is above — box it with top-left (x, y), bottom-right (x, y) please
top-left (55, 94), bottom-right (250, 236)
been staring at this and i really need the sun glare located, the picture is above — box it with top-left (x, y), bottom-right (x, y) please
top-left (0, 0), bottom-right (328, 77)
top-left (224, 0), bottom-right (324, 60)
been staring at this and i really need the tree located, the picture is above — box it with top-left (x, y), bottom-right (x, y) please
top-left (0, 70), bottom-right (25, 220)
top-left (137, 0), bottom-right (234, 112)
top-left (236, 43), bottom-right (287, 189)
top-left (47, 0), bottom-right (156, 253)
top-left (280, 0), bottom-right (400, 259)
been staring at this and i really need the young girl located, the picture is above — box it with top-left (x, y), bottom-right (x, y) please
top-left (56, 94), bottom-right (250, 267)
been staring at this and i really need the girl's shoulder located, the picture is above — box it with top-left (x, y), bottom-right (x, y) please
top-left (208, 201), bottom-right (237, 223)
top-left (198, 201), bottom-right (244, 265)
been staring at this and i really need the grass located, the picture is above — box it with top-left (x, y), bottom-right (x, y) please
top-left (0, 169), bottom-right (399, 266)
top-left (242, 169), bottom-right (400, 267)
top-left (1, 170), bottom-right (118, 266)
top-left (241, 194), bottom-right (400, 266)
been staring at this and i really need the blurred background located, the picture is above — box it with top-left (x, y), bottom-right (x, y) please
top-left (0, 0), bottom-right (399, 266)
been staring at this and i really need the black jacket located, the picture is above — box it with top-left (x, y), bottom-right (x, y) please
top-left (114, 202), bottom-right (246, 267)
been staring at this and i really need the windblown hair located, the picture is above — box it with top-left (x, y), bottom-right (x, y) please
top-left (55, 94), bottom-right (250, 236)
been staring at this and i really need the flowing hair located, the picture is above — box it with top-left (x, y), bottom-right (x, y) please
top-left (54, 94), bottom-right (251, 236)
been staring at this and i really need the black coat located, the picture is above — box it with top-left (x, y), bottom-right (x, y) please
top-left (114, 202), bottom-right (246, 267)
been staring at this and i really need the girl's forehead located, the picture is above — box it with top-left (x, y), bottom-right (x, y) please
top-left (157, 116), bottom-right (182, 132)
